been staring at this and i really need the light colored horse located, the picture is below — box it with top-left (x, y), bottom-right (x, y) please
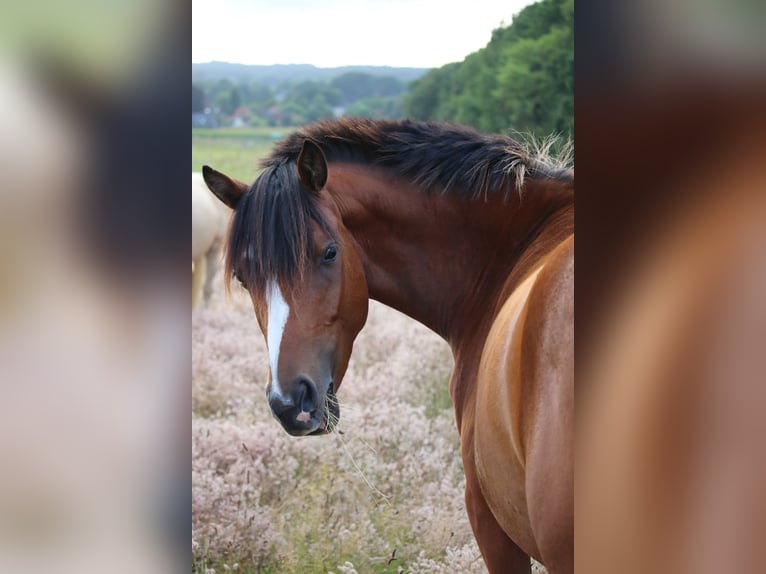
top-left (192, 172), bottom-right (231, 308)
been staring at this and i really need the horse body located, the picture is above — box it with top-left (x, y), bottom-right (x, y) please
top-left (203, 119), bottom-right (573, 573)
top-left (192, 172), bottom-right (230, 308)
top-left (328, 163), bottom-right (574, 572)
top-left (474, 233), bottom-right (574, 569)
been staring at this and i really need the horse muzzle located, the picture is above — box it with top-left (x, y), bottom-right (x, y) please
top-left (267, 378), bottom-right (339, 436)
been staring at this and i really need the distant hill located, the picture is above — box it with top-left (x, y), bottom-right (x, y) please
top-left (193, 62), bottom-right (430, 86)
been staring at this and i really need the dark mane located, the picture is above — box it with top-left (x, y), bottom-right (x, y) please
top-left (263, 118), bottom-right (573, 200)
top-left (225, 159), bottom-right (333, 295)
top-left (227, 118), bottom-right (573, 294)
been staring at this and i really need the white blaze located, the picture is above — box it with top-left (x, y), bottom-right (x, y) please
top-left (266, 280), bottom-right (290, 396)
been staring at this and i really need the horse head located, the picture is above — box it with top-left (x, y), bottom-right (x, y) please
top-left (203, 140), bottom-right (368, 436)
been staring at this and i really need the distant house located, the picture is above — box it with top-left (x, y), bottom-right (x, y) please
top-left (192, 110), bottom-right (218, 128)
top-left (231, 106), bottom-right (251, 128)
top-left (264, 105), bottom-right (283, 125)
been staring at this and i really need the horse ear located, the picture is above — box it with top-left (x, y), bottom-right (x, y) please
top-left (202, 165), bottom-right (248, 209)
top-left (296, 139), bottom-right (327, 193)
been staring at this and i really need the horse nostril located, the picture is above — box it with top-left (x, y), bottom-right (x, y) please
top-left (296, 378), bottom-right (318, 414)
top-left (268, 378), bottom-right (320, 433)
top-left (268, 389), bottom-right (294, 416)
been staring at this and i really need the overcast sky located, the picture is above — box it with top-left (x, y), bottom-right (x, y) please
top-left (192, 0), bottom-right (536, 69)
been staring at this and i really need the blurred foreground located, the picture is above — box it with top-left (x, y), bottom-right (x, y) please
top-left (0, 2), bottom-right (188, 573)
top-left (576, 2), bottom-right (766, 573)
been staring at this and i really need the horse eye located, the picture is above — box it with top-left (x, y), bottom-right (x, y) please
top-left (234, 270), bottom-right (246, 287)
top-left (322, 245), bottom-right (338, 264)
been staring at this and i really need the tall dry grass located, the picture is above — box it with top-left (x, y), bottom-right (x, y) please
top-left (192, 276), bottom-right (489, 573)
top-left (192, 248), bottom-right (551, 574)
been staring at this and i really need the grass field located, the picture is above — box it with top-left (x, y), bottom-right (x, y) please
top-left (191, 134), bottom-right (546, 573)
top-left (192, 290), bottom-right (479, 573)
top-left (192, 127), bottom-right (296, 182)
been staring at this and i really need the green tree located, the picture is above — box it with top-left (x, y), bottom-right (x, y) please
top-left (228, 88), bottom-right (242, 113)
top-left (347, 96), bottom-right (404, 119)
top-left (404, 63), bottom-right (459, 120)
top-left (497, 0), bottom-right (572, 136)
top-left (331, 72), bottom-right (374, 103)
top-left (304, 94), bottom-right (334, 122)
top-left (330, 73), bottom-right (405, 104)
top-left (207, 78), bottom-right (233, 107)
top-left (284, 81), bottom-right (342, 111)
top-left (404, 0), bottom-right (572, 139)
top-left (192, 83), bottom-right (205, 113)
top-left (247, 83), bottom-right (274, 108)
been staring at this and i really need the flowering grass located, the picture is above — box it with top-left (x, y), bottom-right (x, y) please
top-left (192, 268), bottom-right (494, 573)
top-left (192, 247), bottom-right (548, 574)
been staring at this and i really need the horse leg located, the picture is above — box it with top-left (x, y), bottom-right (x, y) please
top-left (203, 240), bottom-right (221, 305)
top-left (457, 387), bottom-right (532, 573)
top-left (464, 471), bottom-right (531, 573)
top-left (525, 439), bottom-right (573, 574)
top-left (523, 383), bottom-right (573, 573)
top-left (192, 255), bottom-right (206, 309)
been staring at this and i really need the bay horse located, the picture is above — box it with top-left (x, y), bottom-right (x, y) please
top-left (202, 118), bottom-right (573, 573)
top-left (192, 172), bottom-right (231, 308)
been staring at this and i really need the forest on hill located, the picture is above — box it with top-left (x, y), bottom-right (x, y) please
top-left (192, 0), bottom-right (572, 138)
top-left (405, 0), bottom-right (573, 138)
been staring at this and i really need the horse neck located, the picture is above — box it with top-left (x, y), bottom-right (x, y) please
top-left (327, 163), bottom-right (574, 350)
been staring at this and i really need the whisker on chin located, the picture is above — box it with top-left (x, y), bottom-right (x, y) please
top-left (325, 392), bottom-right (362, 415)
